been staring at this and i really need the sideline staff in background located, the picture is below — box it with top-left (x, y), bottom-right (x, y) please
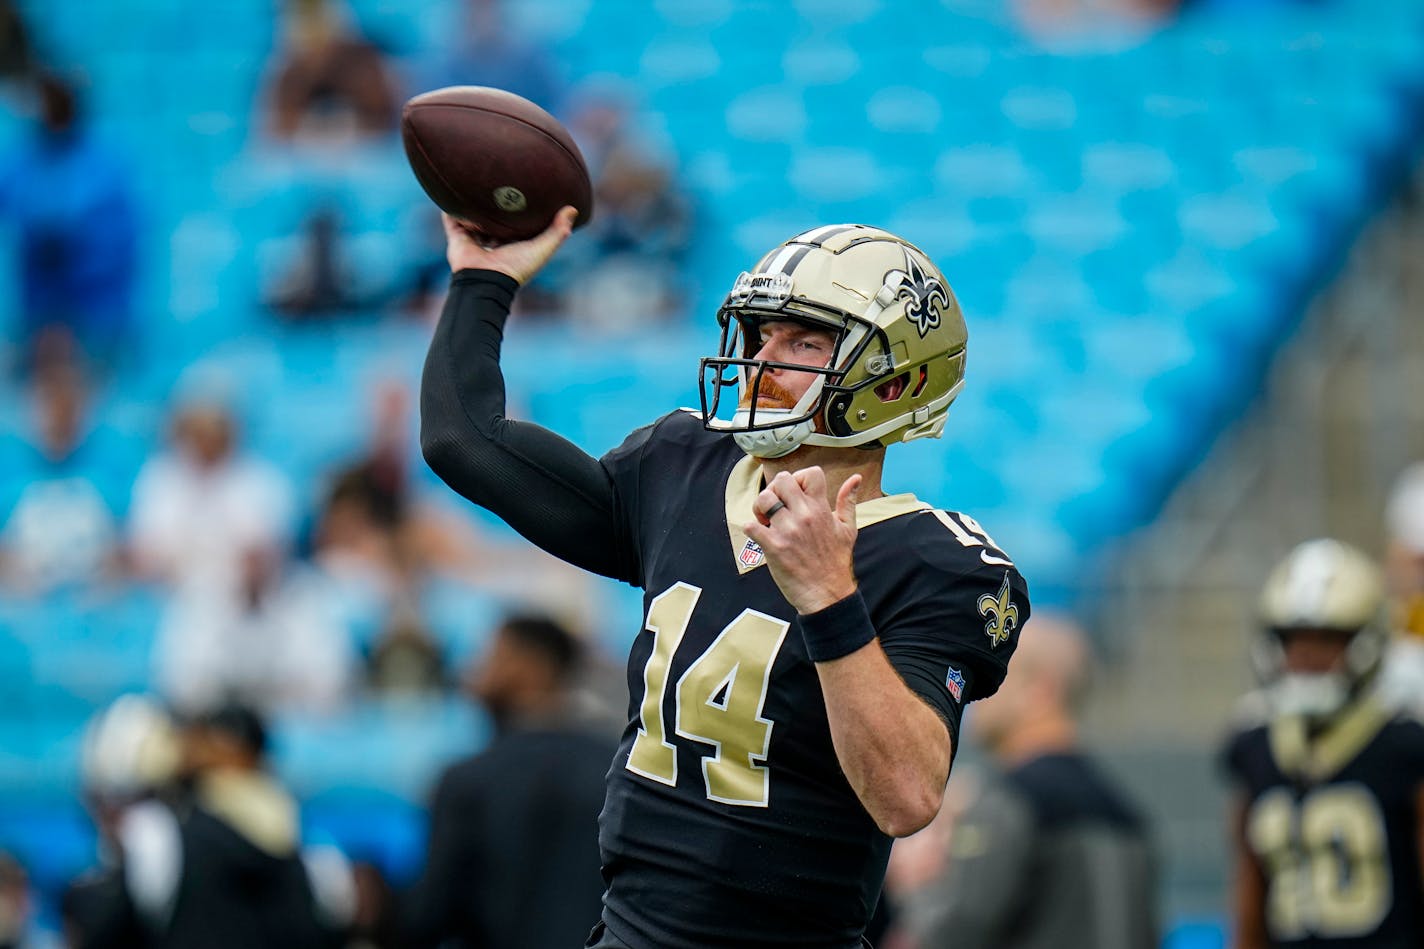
top-left (419, 209), bottom-right (1029, 948)
top-left (399, 614), bottom-right (613, 949)
top-left (1223, 539), bottom-right (1424, 948)
top-left (64, 701), bottom-right (350, 949)
top-left (896, 616), bottom-right (1156, 949)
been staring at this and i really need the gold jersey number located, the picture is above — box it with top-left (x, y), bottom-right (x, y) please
top-left (1248, 783), bottom-right (1392, 939)
top-left (625, 582), bottom-right (790, 807)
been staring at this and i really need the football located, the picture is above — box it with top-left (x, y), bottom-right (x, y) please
top-left (401, 86), bottom-right (594, 244)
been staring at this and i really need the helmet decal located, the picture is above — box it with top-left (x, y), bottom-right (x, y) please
top-left (890, 251), bottom-right (950, 338)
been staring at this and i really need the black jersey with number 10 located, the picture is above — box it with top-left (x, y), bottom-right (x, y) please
top-left (1223, 701), bottom-right (1424, 949)
top-left (593, 410), bottom-right (1028, 949)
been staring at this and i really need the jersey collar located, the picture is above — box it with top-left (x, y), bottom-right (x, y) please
top-left (723, 454), bottom-right (931, 574)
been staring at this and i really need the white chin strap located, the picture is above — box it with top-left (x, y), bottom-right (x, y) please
top-left (729, 374), bottom-right (827, 459)
top-left (1268, 673), bottom-right (1351, 721)
top-left (731, 411), bottom-right (816, 458)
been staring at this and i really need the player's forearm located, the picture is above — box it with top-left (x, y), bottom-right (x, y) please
top-left (815, 642), bottom-right (951, 838)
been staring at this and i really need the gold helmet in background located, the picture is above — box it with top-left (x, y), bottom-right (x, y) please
top-left (699, 224), bottom-right (968, 459)
top-left (1254, 538), bottom-right (1387, 720)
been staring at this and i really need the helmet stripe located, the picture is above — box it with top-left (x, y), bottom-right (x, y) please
top-left (757, 243), bottom-right (803, 275)
top-left (794, 223), bottom-right (859, 245)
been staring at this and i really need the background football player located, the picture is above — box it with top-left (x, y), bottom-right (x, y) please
top-left (418, 207), bottom-right (1029, 948)
top-left (1222, 539), bottom-right (1424, 949)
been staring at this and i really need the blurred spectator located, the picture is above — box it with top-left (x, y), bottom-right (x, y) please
top-left (0, 853), bottom-right (31, 949)
top-left (366, 607), bottom-right (448, 697)
top-left (153, 546), bottom-right (355, 715)
top-left (891, 617), bottom-right (1157, 949)
top-left (391, 207), bottom-right (449, 323)
top-left (397, 615), bottom-right (613, 949)
top-left (0, 73), bottom-right (139, 373)
top-left (425, 0), bottom-right (566, 113)
top-left (70, 702), bottom-right (352, 948)
top-left (128, 386), bottom-right (294, 603)
top-left (1014, 0), bottom-right (1179, 40)
top-left (0, 361), bottom-right (129, 594)
top-left (264, 205), bottom-right (360, 319)
top-left (0, 0), bottom-right (32, 81)
top-left (1378, 462), bottom-right (1424, 709)
top-left (263, 0), bottom-right (399, 145)
top-left (313, 379), bottom-right (587, 599)
top-left (529, 82), bottom-right (693, 327)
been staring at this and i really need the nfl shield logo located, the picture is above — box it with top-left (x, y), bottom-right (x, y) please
top-left (740, 538), bottom-right (765, 567)
top-left (945, 666), bottom-right (965, 702)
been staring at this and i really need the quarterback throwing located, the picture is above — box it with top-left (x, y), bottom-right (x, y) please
top-left (419, 208), bottom-right (1029, 948)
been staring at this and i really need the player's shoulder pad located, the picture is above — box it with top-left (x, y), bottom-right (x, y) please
top-left (909, 508), bottom-right (1023, 580)
top-left (602, 409), bottom-right (707, 464)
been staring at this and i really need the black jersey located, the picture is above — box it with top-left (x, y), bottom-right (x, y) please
top-left (595, 410), bottom-right (1028, 948)
top-left (1223, 700), bottom-right (1424, 949)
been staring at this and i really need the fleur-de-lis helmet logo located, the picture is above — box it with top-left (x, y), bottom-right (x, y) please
top-left (888, 251), bottom-right (951, 339)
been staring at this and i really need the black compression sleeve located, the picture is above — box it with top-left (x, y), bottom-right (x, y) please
top-left (419, 269), bottom-right (638, 582)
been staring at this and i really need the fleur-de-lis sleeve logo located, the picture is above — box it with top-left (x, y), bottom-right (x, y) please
top-left (977, 572), bottom-right (1019, 648)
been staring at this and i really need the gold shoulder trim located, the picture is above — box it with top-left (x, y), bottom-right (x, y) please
top-left (198, 769), bottom-right (299, 857)
top-left (1269, 697), bottom-right (1392, 783)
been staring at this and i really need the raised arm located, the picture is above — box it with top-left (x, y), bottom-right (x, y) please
top-left (420, 209), bottom-right (639, 582)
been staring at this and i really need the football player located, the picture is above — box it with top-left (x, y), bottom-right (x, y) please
top-left (420, 208), bottom-right (1029, 948)
top-left (1222, 539), bottom-right (1424, 949)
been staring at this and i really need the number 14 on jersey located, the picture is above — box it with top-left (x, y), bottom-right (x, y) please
top-left (626, 582), bottom-right (790, 807)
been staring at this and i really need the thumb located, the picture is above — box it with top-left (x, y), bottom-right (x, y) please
top-left (541, 205), bottom-right (579, 243)
top-left (835, 474), bottom-right (862, 527)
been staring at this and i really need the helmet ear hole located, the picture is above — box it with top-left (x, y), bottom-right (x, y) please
top-left (874, 372), bottom-right (909, 402)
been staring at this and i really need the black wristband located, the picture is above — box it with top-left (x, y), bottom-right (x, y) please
top-left (798, 590), bottom-right (876, 663)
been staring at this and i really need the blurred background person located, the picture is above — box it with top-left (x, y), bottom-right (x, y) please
top-left (0, 0), bottom-right (32, 83)
top-left (0, 72), bottom-right (138, 374)
top-left (128, 382), bottom-right (294, 602)
top-left (63, 694), bottom-right (180, 949)
top-left (1380, 462), bottom-right (1424, 709)
top-left (424, 0), bottom-right (566, 113)
top-left (0, 359), bottom-right (131, 595)
top-left (397, 614), bottom-right (613, 949)
top-left (891, 615), bottom-right (1157, 949)
top-left (152, 544), bottom-right (355, 716)
top-left (0, 854), bottom-right (34, 949)
top-left (262, 0), bottom-right (399, 145)
top-left (525, 80), bottom-right (693, 326)
top-left (263, 204), bottom-right (360, 320)
top-left (1222, 539), bottom-right (1424, 949)
top-left (70, 701), bottom-right (353, 949)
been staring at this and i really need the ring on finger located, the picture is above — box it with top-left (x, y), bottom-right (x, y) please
top-left (764, 500), bottom-right (787, 520)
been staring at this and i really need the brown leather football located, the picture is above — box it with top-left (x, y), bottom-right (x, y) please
top-left (401, 86), bottom-right (594, 243)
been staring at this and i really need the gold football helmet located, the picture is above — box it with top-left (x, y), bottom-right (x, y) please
top-left (699, 224), bottom-right (968, 459)
top-left (1254, 538), bottom-right (1387, 720)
